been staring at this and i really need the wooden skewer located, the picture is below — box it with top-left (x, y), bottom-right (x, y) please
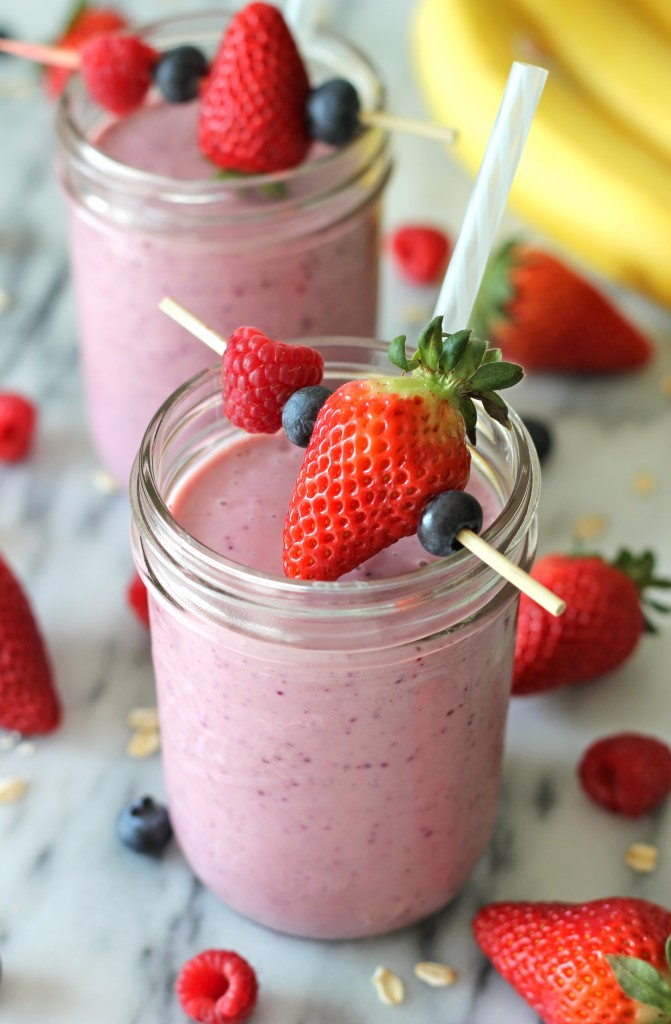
top-left (0, 39), bottom-right (80, 68)
top-left (159, 297), bottom-right (566, 618)
top-left (457, 529), bottom-right (565, 617)
top-left (360, 110), bottom-right (458, 145)
top-left (0, 38), bottom-right (458, 148)
top-left (159, 297), bottom-right (226, 356)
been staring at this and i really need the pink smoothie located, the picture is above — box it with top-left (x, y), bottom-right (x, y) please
top-left (63, 101), bottom-right (388, 484)
top-left (146, 431), bottom-right (517, 938)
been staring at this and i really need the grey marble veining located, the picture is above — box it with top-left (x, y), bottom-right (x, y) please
top-left (1, 1), bottom-right (671, 1022)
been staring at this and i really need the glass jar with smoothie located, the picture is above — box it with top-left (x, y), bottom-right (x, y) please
top-left (55, 10), bottom-right (391, 484)
top-left (130, 336), bottom-right (539, 940)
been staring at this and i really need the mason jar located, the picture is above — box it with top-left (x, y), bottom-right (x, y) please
top-left (130, 337), bottom-right (540, 940)
top-left (55, 10), bottom-right (392, 484)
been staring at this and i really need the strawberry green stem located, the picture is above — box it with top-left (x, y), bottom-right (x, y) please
top-left (388, 315), bottom-right (523, 445)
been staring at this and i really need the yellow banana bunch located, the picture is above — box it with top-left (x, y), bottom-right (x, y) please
top-left (411, 0), bottom-right (671, 307)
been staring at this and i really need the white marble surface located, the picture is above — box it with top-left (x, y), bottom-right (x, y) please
top-left (1, 1), bottom-right (671, 1022)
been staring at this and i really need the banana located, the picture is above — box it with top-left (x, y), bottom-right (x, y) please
top-left (411, 0), bottom-right (671, 307)
top-left (509, 0), bottom-right (671, 165)
top-left (624, 0), bottom-right (671, 40)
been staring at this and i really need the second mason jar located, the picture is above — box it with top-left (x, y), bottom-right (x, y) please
top-left (56, 10), bottom-right (391, 484)
top-left (130, 338), bottom-right (540, 940)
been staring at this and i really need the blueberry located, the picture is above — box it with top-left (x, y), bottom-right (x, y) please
top-left (282, 385), bottom-right (332, 447)
top-left (417, 491), bottom-right (483, 556)
top-left (306, 79), bottom-right (361, 146)
top-left (522, 416), bottom-right (553, 465)
top-left (116, 796), bottom-right (172, 856)
top-left (153, 46), bottom-right (208, 103)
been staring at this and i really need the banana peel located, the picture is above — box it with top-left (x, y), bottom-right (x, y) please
top-left (411, 0), bottom-right (671, 307)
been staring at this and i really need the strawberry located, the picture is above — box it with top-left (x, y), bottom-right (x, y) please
top-left (387, 224), bottom-right (451, 284)
top-left (198, 2), bottom-right (311, 173)
top-left (513, 549), bottom-right (670, 696)
top-left (223, 326), bottom-right (324, 433)
top-left (470, 240), bottom-right (652, 373)
top-left (0, 554), bottom-right (61, 735)
top-left (283, 317), bottom-right (522, 580)
top-left (176, 949), bottom-right (258, 1024)
top-left (473, 897), bottom-right (671, 1024)
top-left (79, 34), bottom-right (158, 116)
top-left (45, 2), bottom-right (127, 99)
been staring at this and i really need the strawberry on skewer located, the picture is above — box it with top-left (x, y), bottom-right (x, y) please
top-left (159, 298), bottom-right (565, 617)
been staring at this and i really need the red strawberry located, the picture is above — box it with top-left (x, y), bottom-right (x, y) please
top-left (223, 326), bottom-right (324, 433)
top-left (79, 34), bottom-right (158, 116)
top-left (578, 732), bottom-right (671, 817)
top-left (473, 897), bottom-right (671, 1024)
top-left (283, 318), bottom-right (522, 580)
top-left (199, 2), bottom-right (311, 173)
top-left (176, 949), bottom-right (258, 1024)
top-left (45, 3), bottom-right (127, 99)
top-left (0, 555), bottom-right (61, 735)
top-left (388, 224), bottom-right (451, 284)
top-left (513, 549), bottom-right (669, 696)
top-left (0, 392), bottom-right (37, 462)
top-left (471, 241), bottom-right (652, 373)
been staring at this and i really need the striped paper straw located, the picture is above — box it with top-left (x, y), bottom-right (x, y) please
top-left (434, 62), bottom-right (548, 332)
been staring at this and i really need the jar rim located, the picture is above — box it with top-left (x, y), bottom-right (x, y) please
top-left (54, 8), bottom-right (388, 202)
top-left (131, 338), bottom-right (541, 638)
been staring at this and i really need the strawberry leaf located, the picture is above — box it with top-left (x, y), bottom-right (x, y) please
top-left (606, 954), bottom-right (671, 1014)
top-left (453, 337), bottom-right (487, 379)
top-left (479, 389), bottom-right (510, 426)
top-left (481, 347), bottom-right (503, 364)
top-left (440, 329), bottom-right (471, 373)
top-left (417, 316), bottom-right (444, 372)
top-left (388, 335), bottom-right (412, 371)
top-left (458, 397), bottom-right (477, 446)
top-left (470, 361), bottom-right (524, 391)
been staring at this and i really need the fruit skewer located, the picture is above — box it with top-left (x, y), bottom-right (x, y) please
top-left (0, 36), bottom-right (457, 145)
top-left (158, 296), bottom-right (565, 618)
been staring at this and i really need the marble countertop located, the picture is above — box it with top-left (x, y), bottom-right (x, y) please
top-left (1, 1), bottom-right (670, 1021)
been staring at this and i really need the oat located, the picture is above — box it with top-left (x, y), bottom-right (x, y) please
top-left (661, 373), bottom-right (671, 398)
top-left (371, 966), bottom-right (405, 1006)
top-left (0, 777), bottom-right (29, 803)
top-left (126, 729), bottom-right (161, 759)
top-left (573, 514), bottom-right (607, 542)
top-left (0, 732), bottom-right (20, 752)
top-left (413, 961), bottom-right (458, 987)
top-left (624, 842), bottom-right (658, 873)
top-left (91, 468), bottom-right (120, 494)
top-left (127, 707), bottom-right (160, 732)
top-left (633, 471), bottom-right (655, 496)
top-left (0, 288), bottom-right (13, 314)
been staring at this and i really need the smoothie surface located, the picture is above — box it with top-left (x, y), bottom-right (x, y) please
top-left (170, 431), bottom-right (502, 580)
top-left (96, 101), bottom-right (215, 178)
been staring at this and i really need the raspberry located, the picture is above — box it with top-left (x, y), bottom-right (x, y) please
top-left (45, 7), bottom-right (128, 100)
top-left (80, 34), bottom-right (158, 116)
top-left (222, 327), bottom-right (324, 434)
top-left (176, 949), bottom-right (258, 1024)
top-left (579, 732), bottom-right (671, 817)
top-left (127, 572), bottom-right (149, 628)
top-left (0, 392), bottom-right (37, 462)
top-left (387, 224), bottom-right (451, 284)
